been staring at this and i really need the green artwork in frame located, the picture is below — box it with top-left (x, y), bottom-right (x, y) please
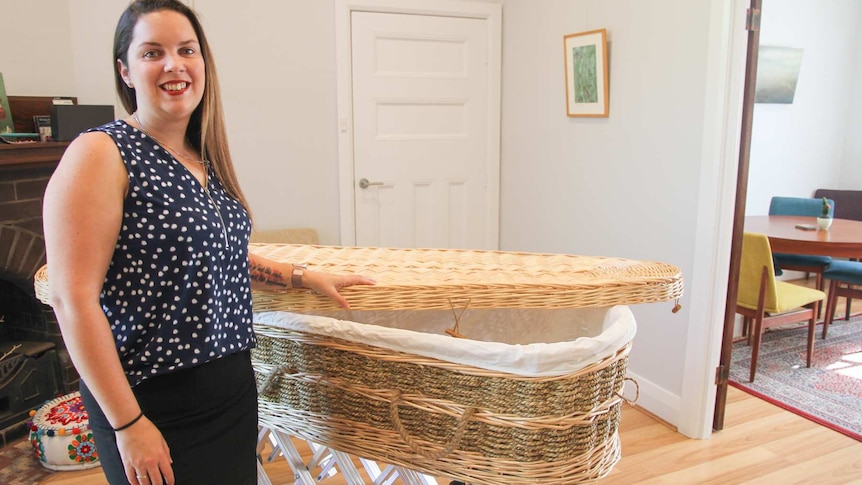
top-left (0, 72), bottom-right (14, 134)
top-left (572, 44), bottom-right (599, 103)
top-left (563, 29), bottom-right (609, 117)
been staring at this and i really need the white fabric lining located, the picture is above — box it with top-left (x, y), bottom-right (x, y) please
top-left (253, 305), bottom-right (635, 377)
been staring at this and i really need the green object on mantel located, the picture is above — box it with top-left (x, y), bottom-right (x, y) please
top-left (1, 132), bottom-right (39, 138)
top-left (0, 132), bottom-right (40, 144)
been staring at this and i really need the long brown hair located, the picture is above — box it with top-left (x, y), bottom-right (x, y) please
top-left (113, 0), bottom-right (251, 217)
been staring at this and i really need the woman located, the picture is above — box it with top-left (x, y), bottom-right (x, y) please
top-left (42, 1), bottom-right (373, 484)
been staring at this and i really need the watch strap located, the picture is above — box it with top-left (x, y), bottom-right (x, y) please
top-left (291, 264), bottom-right (307, 289)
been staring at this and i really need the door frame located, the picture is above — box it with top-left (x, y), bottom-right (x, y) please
top-left (675, 0), bottom-right (750, 438)
top-left (335, 0), bottom-right (502, 246)
top-left (713, 0), bottom-right (762, 431)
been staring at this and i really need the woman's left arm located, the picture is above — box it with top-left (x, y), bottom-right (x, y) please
top-left (248, 253), bottom-right (374, 308)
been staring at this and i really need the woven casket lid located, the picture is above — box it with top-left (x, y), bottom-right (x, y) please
top-left (250, 244), bottom-right (683, 312)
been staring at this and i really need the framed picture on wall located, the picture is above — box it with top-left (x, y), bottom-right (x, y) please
top-left (0, 72), bottom-right (14, 134)
top-left (754, 45), bottom-right (803, 104)
top-left (563, 29), bottom-right (609, 117)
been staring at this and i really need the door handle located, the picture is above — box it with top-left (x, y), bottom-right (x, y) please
top-left (358, 178), bottom-right (384, 189)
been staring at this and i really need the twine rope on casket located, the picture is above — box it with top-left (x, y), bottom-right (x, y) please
top-left (388, 389), bottom-right (478, 460)
top-left (258, 364), bottom-right (296, 396)
top-left (445, 298), bottom-right (471, 339)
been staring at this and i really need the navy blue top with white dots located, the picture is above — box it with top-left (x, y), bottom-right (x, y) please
top-left (91, 120), bottom-right (255, 387)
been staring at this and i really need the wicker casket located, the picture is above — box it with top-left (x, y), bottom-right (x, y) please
top-left (249, 244), bottom-right (683, 484)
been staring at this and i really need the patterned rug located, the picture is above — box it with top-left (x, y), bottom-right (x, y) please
top-left (729, 316), bottom-right (862, 441)
top-left (0, 438), bottom-right (53, 485)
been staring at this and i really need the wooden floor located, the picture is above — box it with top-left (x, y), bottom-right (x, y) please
top-left (38, 280), bottom-right (862, 484)
top-left (37, 387), bottom-right (862, 485)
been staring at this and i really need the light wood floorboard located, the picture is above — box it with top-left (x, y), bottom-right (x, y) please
top-left (35, 387), bottom-right (862, 484)
top-left (37, 281), bottom-right (862, 484)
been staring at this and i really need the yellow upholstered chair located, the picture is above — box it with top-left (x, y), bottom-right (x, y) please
top-left (736, 233), bottom-right (826, 382)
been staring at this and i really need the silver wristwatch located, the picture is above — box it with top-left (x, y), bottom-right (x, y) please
top-left (291, 263), bottom-right (307, 289)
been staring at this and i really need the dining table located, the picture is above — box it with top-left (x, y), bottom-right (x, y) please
top-left (744, 215), bottom-right (862, 259)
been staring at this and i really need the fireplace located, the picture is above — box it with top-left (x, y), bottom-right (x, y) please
top-left (0, 141), bottom-right (75, 448)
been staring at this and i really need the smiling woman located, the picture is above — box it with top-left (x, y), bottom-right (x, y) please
top-left (113, 2), bottom-right (223, 198)
top-left (39, 2), bottom-right (374, 485)
top-left (43, 3), bottom-right (258, 484)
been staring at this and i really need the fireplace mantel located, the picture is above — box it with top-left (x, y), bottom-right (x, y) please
top-left (0, 142), bottom-right (69, 170)
top-left (0, 139), bottom-right (77, 432)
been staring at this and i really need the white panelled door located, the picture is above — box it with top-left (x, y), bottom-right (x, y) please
top-left (350, 11), bottom-right (498, 249)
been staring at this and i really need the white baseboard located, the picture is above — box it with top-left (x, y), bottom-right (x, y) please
top-left (623, 370), bottom-right (681, 429)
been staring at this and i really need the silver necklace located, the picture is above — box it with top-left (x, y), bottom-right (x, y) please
top-left (133, 113), bottom-right (225, 245)
top-left (133, 112), bottom-right (204, 164)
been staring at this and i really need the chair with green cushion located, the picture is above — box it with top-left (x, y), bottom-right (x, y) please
top-left (768, 196), bottom-right (834, 314)
top-left (736, 233), bottom-right (826, 382)
top-left (821, 260), bottom-right (862, 339)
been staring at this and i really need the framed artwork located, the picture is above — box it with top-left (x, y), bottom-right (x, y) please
top-left (754, 45), bottom-right (803, 104)
top-left (563, 29), bottom-right (609, 117)
top-left (0, 72), bottom-right (14, 134)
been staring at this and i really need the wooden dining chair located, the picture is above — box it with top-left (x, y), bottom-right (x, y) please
top-left (736, 233), bottom-right (826, 382)
top-left (814, 189), bottom-right (862, 316)
top-left (768, 196), bottom-right (834, 317)
top-left (821, 260), bottom-right (862, 339)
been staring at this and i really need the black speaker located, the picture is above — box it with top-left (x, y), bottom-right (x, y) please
top-left (50, 104), bottom-right (115, 141)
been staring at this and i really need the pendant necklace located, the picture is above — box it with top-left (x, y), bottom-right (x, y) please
top-left (132, 112), bottom-right (227, 247)
top-left (133, 112), bottom-right (206, 164)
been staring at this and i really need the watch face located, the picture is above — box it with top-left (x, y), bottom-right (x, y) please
top-left (291, 267), bottom-right (305, 289)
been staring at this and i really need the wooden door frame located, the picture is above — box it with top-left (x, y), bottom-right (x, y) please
top-left (713, 0), bottom-right (762, 430)
top-left (334, 0), bottom-right (502, 246)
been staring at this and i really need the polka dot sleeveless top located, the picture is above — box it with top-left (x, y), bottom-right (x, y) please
top-left (92, 120), bottom-right (254, 386)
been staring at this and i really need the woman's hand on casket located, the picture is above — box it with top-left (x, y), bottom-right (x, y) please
top-left (247, 253), bottom-right (374, 307)
top-left (303, 270), bottom-right (376, 308)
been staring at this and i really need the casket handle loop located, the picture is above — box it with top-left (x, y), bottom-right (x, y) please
top-left (388, 390), bottom-right (477, 460)
top-left (616, 377), bottom-right (640, 405)
top-left (258, 364), bottom-right (293, 397)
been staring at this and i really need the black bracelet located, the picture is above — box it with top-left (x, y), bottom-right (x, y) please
top-left (112, 411), bottom-right (144, 432)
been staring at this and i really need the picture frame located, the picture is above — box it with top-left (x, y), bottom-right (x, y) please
top-left (0, 72), bottom-right (15, 134)
top-left (34, 115), bottom-right (52, 142)
top-left (563, 29), bottom-right (609, 117)
top-left (754, 45), bottom-right (804, 104)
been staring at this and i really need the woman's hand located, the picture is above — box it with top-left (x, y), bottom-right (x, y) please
top-left (302, 270), bottom-right (376, 308)
top-left (248, 253), bottom-right (375, 308)
top-left (116, 417), bottom-right (174, 485)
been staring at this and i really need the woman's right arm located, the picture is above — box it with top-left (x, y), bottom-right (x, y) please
top-left (43, 132), bottom-right (174, 485)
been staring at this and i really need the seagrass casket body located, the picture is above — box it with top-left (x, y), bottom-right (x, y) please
top-left (32, 245), bottom-right (682, 484)
top-left (248, 244), bottom-right (683, 485)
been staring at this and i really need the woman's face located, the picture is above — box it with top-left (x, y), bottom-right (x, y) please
top-left (119, 10), bottom-right (205, 123)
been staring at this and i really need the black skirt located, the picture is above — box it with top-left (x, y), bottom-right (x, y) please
top-left (80, 350), bottom-right (258, 485)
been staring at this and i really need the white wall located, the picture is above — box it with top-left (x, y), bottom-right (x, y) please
top-left (66, 1), bottom-right (127, 111)
top-left (0, 1), bottom-right (76, 98)
top-left (499, 0), bottom-right (717, 426)
top-left (0, 1), bottom-right (121, 111)
top-left (844, 4), bottom-right (862, 188)
top-left (1, 0), bottom-right (741, 436)
top-left (745, 0), bottom-right (862, 215)
top-left (195, 0), bottom-right (344, 243)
